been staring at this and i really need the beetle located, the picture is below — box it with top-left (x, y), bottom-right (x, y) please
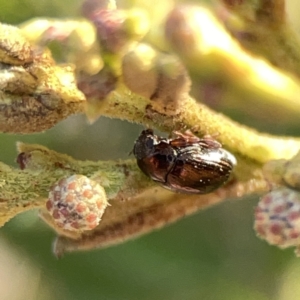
top-left (133, 129), bottom-right (236, 194)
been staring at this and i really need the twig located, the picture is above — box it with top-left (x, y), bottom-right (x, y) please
top-left (0, 142), bottom-right (267, 255)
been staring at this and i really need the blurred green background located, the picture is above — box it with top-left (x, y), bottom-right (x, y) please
top-left (1, 0), bottom-right (300, 299)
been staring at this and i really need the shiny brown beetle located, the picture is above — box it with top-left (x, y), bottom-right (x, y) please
top-left (133, 129), bottom-right (236, 194)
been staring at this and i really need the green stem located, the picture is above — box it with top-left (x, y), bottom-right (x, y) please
top-left (99, 85), bottom-right (300, 164)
